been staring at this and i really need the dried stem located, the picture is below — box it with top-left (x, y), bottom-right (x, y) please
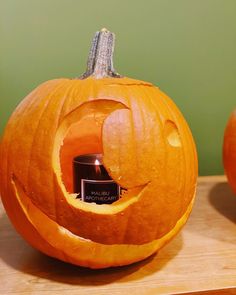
top-left (80, 28), bottom-right (121, 79)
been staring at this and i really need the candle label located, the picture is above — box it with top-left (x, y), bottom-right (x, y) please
top-left (81, 179), bottom-right (120, 204)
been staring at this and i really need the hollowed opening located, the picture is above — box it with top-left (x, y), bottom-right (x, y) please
top-left (52, 99), bottom-right (145, 214)
top-left (60, 116), bottom-right (103, 194)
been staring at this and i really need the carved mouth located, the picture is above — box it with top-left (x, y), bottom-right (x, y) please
top-left (11, 173), bottom-right (194, 268)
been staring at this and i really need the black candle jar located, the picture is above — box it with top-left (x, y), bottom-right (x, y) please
top-left (73, 153), bottom-right (121, 204)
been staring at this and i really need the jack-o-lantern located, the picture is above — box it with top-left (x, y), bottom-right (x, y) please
top-left (0, 29), bottom-right (198, 269)
top-left (223, 110), bottom-right (236, 193)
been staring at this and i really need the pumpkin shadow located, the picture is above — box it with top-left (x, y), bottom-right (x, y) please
top-left (0, 212), bottom-right (183, 286)
top-left (208, 182), bottom-right (236, 224)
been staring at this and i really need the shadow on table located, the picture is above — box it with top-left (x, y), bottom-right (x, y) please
top-left (0, 212), bottom-right (183, 286)
top-left (209, 182), bottom-right (236, 224)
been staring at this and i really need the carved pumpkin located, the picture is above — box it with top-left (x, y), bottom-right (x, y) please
top-left (0, 29), bottom-right (198, 268)
top-left (223, 110), bottom-right (236, 193)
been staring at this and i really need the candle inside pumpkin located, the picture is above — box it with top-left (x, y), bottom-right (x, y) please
top-left (73, 153), bottom-right (122, 204)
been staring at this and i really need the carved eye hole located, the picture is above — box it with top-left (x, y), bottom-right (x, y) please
top-left (165, 120), bottom-right (181, 147)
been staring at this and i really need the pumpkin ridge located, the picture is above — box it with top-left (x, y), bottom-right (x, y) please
top-left (158, 89), bottom-right (193, 217)
top-left (26, 80), bottom-right (70, 218)
top-left (141, 86), bottom-right (170, 240)
top-left (2, 80), bottom-right (65, 205)
top-left (161, 91), bottom-right (187, 218)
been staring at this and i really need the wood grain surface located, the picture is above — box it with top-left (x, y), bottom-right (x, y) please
top-left (0, 176), bottom-right (236, 295)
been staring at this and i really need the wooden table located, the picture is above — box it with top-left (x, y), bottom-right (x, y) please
top-left (0, 176), bottom-right (236, 295)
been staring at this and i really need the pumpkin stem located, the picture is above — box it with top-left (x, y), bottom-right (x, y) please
top-left (80, 28), bottom-right (121, 79)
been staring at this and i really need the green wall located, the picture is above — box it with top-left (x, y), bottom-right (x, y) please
top-left (1, 0), bottom-right (236, 175)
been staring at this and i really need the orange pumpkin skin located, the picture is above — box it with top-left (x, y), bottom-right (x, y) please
top-left (0, 30), bottom-right (198, 268)
top-left (223, 110), bottom-right (236, 193)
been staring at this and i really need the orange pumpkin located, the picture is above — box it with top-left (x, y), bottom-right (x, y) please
top-left (0, 29), bottom-right (198, 268)
top-left (223, 110), bottom-right (236, 193)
